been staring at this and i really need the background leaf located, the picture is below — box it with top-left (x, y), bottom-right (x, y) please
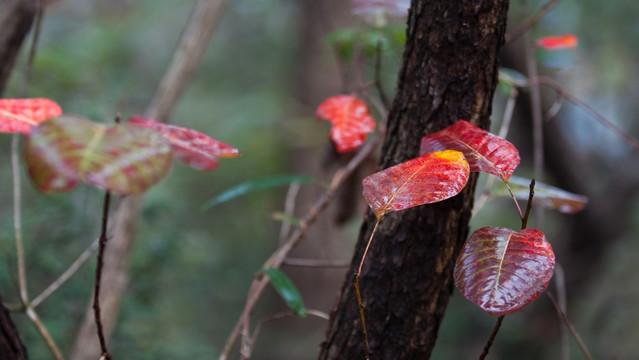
top-left (25, 116), bottom-right (173, 194)
top-left (316, 95), bottom-right (375, 153)
top-left (128, 116), bottom-right (239, 171)
top-left (362, 150), bottom-right (469, 220)
top-left (0, 98), bottom-right (62, 134)
top-left (263, 267), bottom-right (307, 317)
top-left (419, 120), bottom-right (520, 182)
top-left (501, 176), bottom-right (589, 214)
top-left (201, 174), bottom-right (316, 211)
top-left (454, 227), bottom-right (555, 316)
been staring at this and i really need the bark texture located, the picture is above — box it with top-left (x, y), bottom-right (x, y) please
top-left (318, 1), bottom-right (509, 359)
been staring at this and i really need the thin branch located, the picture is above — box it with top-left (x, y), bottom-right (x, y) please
top-left (547, 292), bottom-right (593, 360)
top-left (479, 316), bottom-right (504, 360)
top-left (374, 37), bottom-right (390, 108)
top-left (523, 28), bottom-right (545, 227)
top-left (219, 128), bottom-right (384, 360)
top-left (525, 76), bottom-right (639, 150)
top-left (93, 191), bottom-right (113, 360)
top-left (25, 307), bottom-right (64, 360)
top-left (242, 309), bottom-right (329, 359)
top-left (12, 134), bottom-right (28, 304)
top-left (521, 179), bottom-right (535, 230)
top-left (31, 238), bottom-right (99, 308)
top-left (505, 0), bottom-right (562, 44)
top-left (554, 264), bottom-right (570, 360)
top-left (279, 182), bottom-right (301, 244)
top-left (283, 258), bottom-right (350, 268)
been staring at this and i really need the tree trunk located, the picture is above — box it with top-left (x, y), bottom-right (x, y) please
top-left (318, 1), bottom-right (509, 359)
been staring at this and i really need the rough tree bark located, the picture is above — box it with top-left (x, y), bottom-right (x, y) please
top-left (319, 1), bottom-right (509, 359)
top-left (0, 1), bottom-right (38, 359)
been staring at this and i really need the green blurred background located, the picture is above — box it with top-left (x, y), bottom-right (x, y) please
top-left (0, 0), bottom-right (638, 359)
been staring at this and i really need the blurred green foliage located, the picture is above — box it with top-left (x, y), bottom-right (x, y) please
top-left (0, 0), bottom-right (638, 359)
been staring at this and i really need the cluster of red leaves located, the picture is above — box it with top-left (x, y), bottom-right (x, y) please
top-left (316, 95), bottom-right (376, 153)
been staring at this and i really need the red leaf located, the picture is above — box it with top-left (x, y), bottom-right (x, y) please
top-left (0, 98), bottom-right (62, 134)
top-left (362, 150), bottom-right (469, 220)
top-left (128, 116), bottom-right (240, 171)
top-left (316, 95), bottom-right (375, 153)
top-left (25, 116), bottom-right (173, 194)
top-left (454, 227), bottom-right (555, 316)
top-left (419, 120), bottom-right (520, 182)
top-left (536, 34), bottom-right (578, 50)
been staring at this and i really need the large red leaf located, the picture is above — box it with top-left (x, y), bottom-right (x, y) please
top-left (536, 34), bottom-right (578, 50)
top-left (362, 150), bottom-right (469, 220)
top-left (316, 95), bottom-right (375, 153)
top-left (0, 98), bottom-right (62, 134)
top-left (419, 120), bottom-right (520, 182)
top-left (454, 227), bottom-right (555, 316)
top-left (25, 116), bottom-right (173, 194)
top-left (127, 116), bottom-right (240, 171)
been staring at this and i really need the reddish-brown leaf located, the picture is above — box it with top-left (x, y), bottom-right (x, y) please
top-left (0, 98), bottom-right (62, 134)
top-left (420, 120), bottom-right (520, 182)
top-left (362, 150), bottom-right (469, 220)
top-left (454, 227), bottom-right (555, 316)
top-left (128, 116), bottom-right (240, 171)
top-left (316, 95), bottom-right (375, 153)
top-left (536, 34), bottom-right (578, 50)
top-left (25, 116), bottom-right (173, 194)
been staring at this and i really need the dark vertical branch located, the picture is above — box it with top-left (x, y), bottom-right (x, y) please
top-left (93, 191), bottom-right (113, 360)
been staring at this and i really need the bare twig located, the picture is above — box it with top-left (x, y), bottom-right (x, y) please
top-left (525, 76), bottom-right (639, 150)
top-left (523, 28), bottom-right (545, 227)
top-left (279, 182), bottom-right (301, 244)
top-left (479, 316), bottom-right (504, 360)
top-left (25, 307), bottom-right (64, 360)
top-left (283, 258), bottom-right (349, 268)
top-left (505, 0), bottom-right (562, 44)
top-left (219, 129), bottom-right (383, 360)
top-left (31, 238), bottom-right (99, 308)
top-left (93, 191), bottom-right (113, 360)
top-left (521, 179), bottom-right (535, 230)
top-left (374, 37), bottom-right (390, 108)
top-left (242, 309), bottom-right (329, 359)
top-left (547, 292), bottom-right (593, 360)
top-left (554, 264), bottom-right (570, 360)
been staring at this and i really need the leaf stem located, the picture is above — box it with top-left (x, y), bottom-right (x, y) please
top-left (479, 315), bottom-right (504, 360)
top-left (547, 292), bottom-right (593, 360)
top-left (353, 219), bottom-right (380, 360)
top-left (93, 191), bottom-right (113, 360)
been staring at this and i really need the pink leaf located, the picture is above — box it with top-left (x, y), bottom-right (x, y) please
top-left (316, 95), bottom-right (376, 153)
top-left (454, 227), bottom-right (555, 316)
top-left (128, 116), bottom-right (240, 171)
top-left (362, 150), bottom-right (469, 220)
top-left (0, 98), bottom-right (62, 134)
top-left (420, 120), bottom-right (520, 182)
